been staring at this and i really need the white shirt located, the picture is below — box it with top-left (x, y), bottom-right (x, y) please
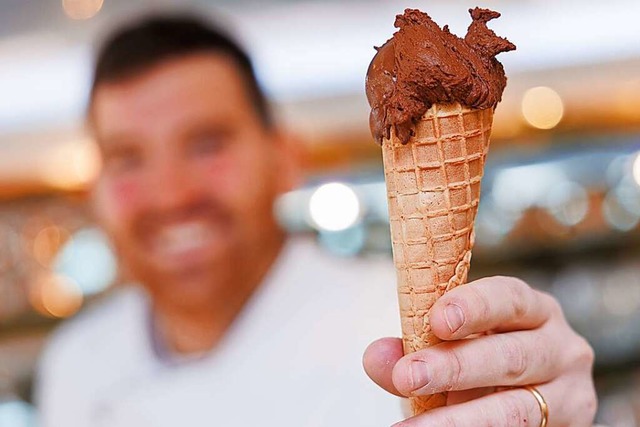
top-left (36, 237), bottom-right (405, 426)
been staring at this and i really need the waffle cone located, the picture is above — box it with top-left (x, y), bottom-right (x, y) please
top-left (381, 103), bottom-right (493, 414)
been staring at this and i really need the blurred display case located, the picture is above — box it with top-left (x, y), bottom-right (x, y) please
top-left (282, 138), bottom-right (640, 426)
top-left (2, 137), bottom-right (640, 425)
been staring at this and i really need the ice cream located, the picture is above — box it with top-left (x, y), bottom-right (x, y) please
top-left (366, 8), bottom-right (515, 144)
top-left (366, 8), bottom-right (514, 414)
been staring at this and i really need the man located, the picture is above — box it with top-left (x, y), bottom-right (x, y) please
top-left (36, 15), bottom-right (402, 426)
top-left (36, 14), bottom-right (597, 427)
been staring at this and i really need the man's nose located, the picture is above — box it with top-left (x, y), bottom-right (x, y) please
top-left (147, 155), bottom-right (200, 212)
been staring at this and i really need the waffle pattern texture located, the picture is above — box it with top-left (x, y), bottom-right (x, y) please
top-left (381, 103), bottom-right (493, 413)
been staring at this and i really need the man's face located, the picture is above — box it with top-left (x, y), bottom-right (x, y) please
top-left (91, 53), bottom-right (291, 305)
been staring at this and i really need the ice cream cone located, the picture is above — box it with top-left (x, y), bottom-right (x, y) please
top-left (381, 102), bottom-right (493, 414)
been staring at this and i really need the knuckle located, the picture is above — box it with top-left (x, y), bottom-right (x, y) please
top-left (532, 332), bottom-right (553, 377)
top-left (570, 384), bottom-right (598, 427)
top-left (499, 393), bottom-right (533, 427)
top-left (465, 283), bottom-right (491, 321)
top-left (494, 275), bottom-right (529, 291)
top-left (568, 336), bottom-right (595, 369)
top-left (500, 336), bottom-right (529, 381)
top-left (588, 395), bottom-right (598, 414)
top-left (491, 275), bottom-right (534, 320)
top-left (540, 291), bottom-right (563, 317)
top-left (582, 388), bottom-right (598, 421)
top-left (506, 278), bottom-right (532, 319)
top-left (444, 347), bottom-right (466, 391)
top-left (579, 338), bottom-right (596, 367)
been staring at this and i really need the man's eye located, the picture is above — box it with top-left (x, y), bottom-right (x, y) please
top-left (105, 152), bottom-right (142, 172)
top-left (190, 132), bottom-right (228, 156)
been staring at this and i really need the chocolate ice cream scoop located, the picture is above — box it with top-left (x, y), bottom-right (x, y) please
top-left (366, 8), bottom-right (516, 144)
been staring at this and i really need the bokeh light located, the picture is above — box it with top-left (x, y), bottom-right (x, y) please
top-left (544, 181), bottom-right (589, 226)
top-left (33, 225), bottom-right (70, 267)
top-left (318, 224), bottom-right (366, 256)
top-left (614, 183), bottom-right (640, 216)
top-left (521, 86), bottom-right (565, 130)
top-left (0, 400), bottom-right (35, 427)
top-left (491, 163), bottom-right (566, 213)
top-left (29, 273), bottom-right (83, 318)
top-left (603, 191), bottom-right (640, 231)
top-left (308, 183), bottom-right (361, 231)
top-left (54, 228), bottom-right (117, 296)
top-left (62, 0), bottom-right (104, 20)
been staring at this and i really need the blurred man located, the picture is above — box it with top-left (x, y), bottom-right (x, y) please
top-left (36, 14), bottom-right (597, 427)
top-left (36, 15), bottom-right (402, 427)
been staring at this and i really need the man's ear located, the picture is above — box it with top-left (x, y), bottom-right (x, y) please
top-left (272, 128), bottom-right (306, 194)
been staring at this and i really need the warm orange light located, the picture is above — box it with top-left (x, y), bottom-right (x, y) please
top-left (33, 226), bottom-right (70, 267)
top-left (615, 79), bottom-right (640, 120)
top-left (30, 274), bottom-right (83, 318)
top-left (493, 109), bottom-right (522, 139)
top-left (521, 86), bottom-right (564, 130)
top-left (62, 0), bottom-right (104, 20)
top-left (41, 138), bottom-right (102, 191)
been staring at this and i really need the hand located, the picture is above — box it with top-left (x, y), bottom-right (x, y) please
top-left (363, 276), bottom-right (597, 426)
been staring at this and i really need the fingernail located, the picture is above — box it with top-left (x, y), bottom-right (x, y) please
top-left (444, 304), bottom-right (464, 333)
top-left (409, 360), bottom-right (430, 391)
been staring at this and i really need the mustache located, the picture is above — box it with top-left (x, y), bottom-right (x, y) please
top-left (132, 199), bottom-right (234, 237)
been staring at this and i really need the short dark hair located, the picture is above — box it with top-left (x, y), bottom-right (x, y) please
top-left (90, 14), bottom-right (272, 128)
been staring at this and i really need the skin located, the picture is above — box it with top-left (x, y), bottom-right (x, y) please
top-left (90, 53), bottom-right (298, 354)
top-left (364, 276), bottom-right (597, 426)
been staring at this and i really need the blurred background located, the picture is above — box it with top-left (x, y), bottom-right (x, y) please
top-left (1, 0), bottom-right (640, 425)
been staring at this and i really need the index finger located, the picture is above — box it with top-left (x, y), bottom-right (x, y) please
top-left (430, 276), bottom-right (555, 340)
